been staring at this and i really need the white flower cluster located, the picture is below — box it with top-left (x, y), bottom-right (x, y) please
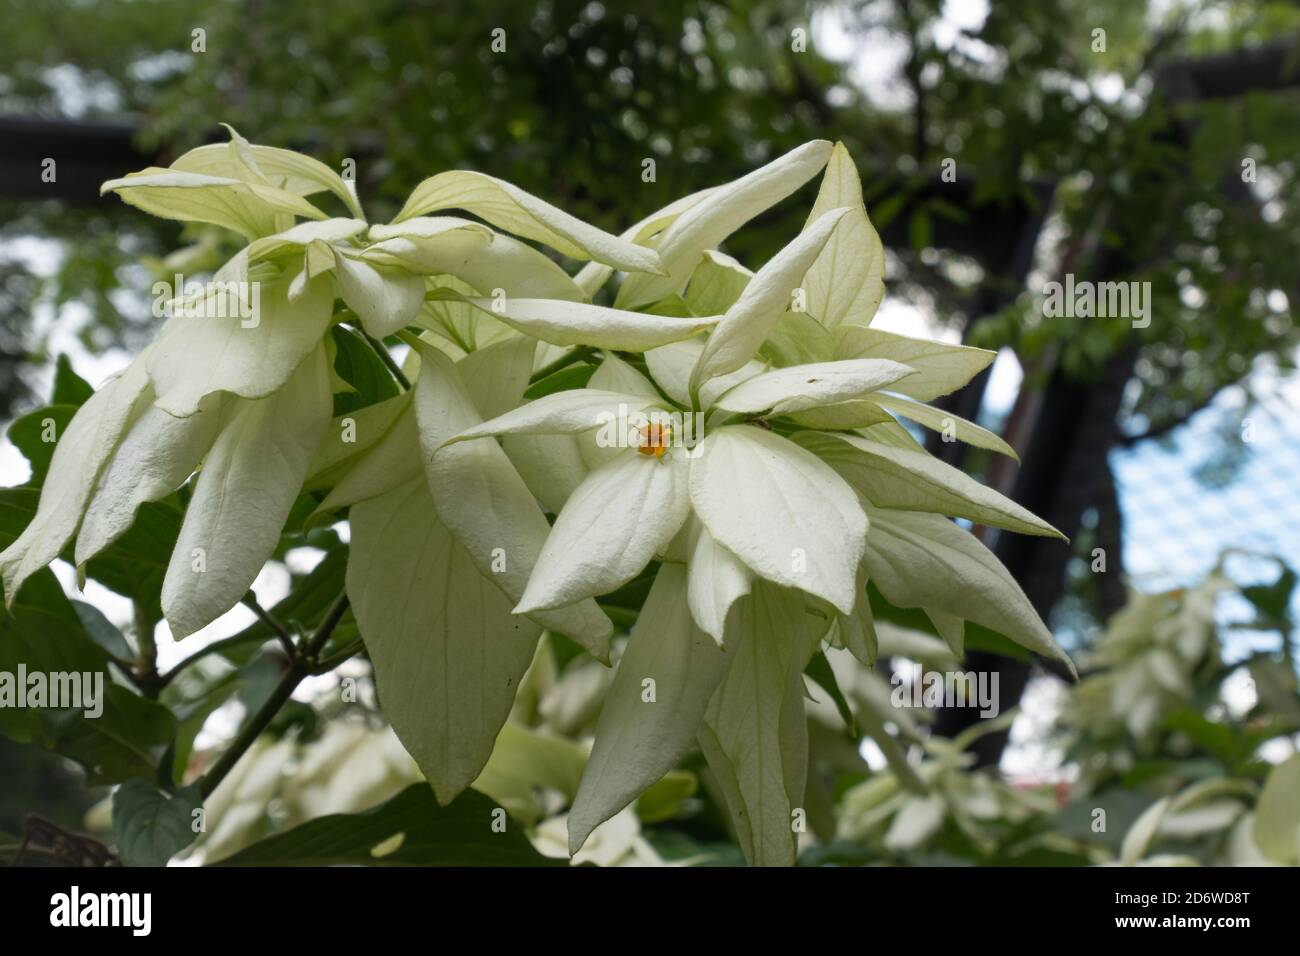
top-left (0, 128), bottom-right (1070, 866)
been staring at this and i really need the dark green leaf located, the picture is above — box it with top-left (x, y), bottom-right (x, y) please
top-left (112, 779), bottom-right (202, 866)
top-left (0, 568), bottom-right (175, 784)
top-left (80, 500), bottom-right (183, 609)
top-left (805, 649), bottom-right (858, 736)
top-left (72, 599), bottom-right (133, 660)
top-left (331, 324), bottom-right (400, 415)
top-left (6, 404), bottom-right (78, 485)
top-left (215, 784), bottom-right (563, 866)
top-left (524, 363), bottom-right (595, 400)
top-left (51, 354), bottom-right (94, 407)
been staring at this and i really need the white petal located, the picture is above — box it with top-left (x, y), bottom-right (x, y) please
top-left (305, 392), bottom-right (409, 491)
top-left (567, 563), bottom-right (730, 853)
top-left (331, 253), bottom-right (426, 339)
top-left (314, 401), bottom-right (422, 517)
top-left (795, 431), bottom-right (1063, 538)
top-left (245, 217), bottom-right (367, 262)
top-left (393, 170), bottom-right (662, 273)
top-left (872, 393), bottom-right (1020, 461)
top-left (687, 519), bottom-right (753, 645)
top-left (76, 392), bottom-right (227, 564)
top-left (690, 208), bottom-right (850, 396)
top-left (455, 334), bottom-right (537, 421)
top-left (101, 169), bottom-right (327, 240)
top-left (575, 185), bottom-right (720, 297)
top-left (834, 326), bottom-right (995, 401)
top-left (712, 359), bottom-right (914, 416)
top-left (1253, 754), bottom-right (1300, 863)
top-left (443, 388), bottom-right (667, 447)
top-left (688, 425), bottom-right (866, 613)
top-left (517, 451), bottom-right (690, 613)
top-left (502, 433), bottom-right (589, 514)
top-left (644, 337), bottom-right (764, 410)
top-left (857, 503), bottom-right (1074, 674)
top-left (428, 290), bottom-right (718, 351)
top-left (0, 358), bottom-right (151, 601)
top-left (147, 269), bottom-right (334, 417)
top-left (367, 223), bottom-right (586, 301)
top-left (616, 141), bottom-right (833, 308)
top-left (162, 345), bottom-right (332, 638)
top-left (684, 250), bottom-right (753, 315)
top-left (171, 137), bottom-right (364, 218)
top-left (412, 341), bottom-right (613, 660)
top-left (587, 352), bottom-right (660, 398)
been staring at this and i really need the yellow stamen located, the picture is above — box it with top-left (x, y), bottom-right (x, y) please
top-left (637, 423), bottom-right (672, 458)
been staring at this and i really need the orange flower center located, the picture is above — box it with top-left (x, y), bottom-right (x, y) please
top-left (637, 423), bottom-right (672, 458)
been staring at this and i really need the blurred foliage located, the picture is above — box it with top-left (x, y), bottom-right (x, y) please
top-left (0, 0), bottom-right (1297, 435)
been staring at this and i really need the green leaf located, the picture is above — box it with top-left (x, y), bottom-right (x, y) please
top-left (7, 405), bottom-right (78, 486)
top-left (71, 599), bottom-right (133, 660)
top-left (636, 771), bottom-right (699, 824)
top-left (805, 649), bottom-right (858, 736)
top-left (760, 311), bottom-right (837, 367)
top-left (169, 679), bottom-right (239, 785)
top-left (472, 722), bottom-right (587, 824)
top-left (51, 355), bottom-right (95, 407)
top-left (330, 325), bottom-right (401, 414)
top-left (80, 500), bottom-right (182, 610)
top-left (0, 568), bottom-right (175, 784)
top-left (684, 250), bottom-right (752, 316)
top-left (214, 784), bottom-right (562, 866)
top-left (523, 362), bottom-right (596, 401)
top-left (1240, 565), bottom-right (1297, 630)
top-left (112, 779), bottom-right (202, 866)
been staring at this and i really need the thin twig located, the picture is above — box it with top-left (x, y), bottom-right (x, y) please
top-left (196, 593), bottom-right (351, 800)
top-left (154, 631), bottom-right (273, 689)
top-left (241, 593), bottom-right (297, 658)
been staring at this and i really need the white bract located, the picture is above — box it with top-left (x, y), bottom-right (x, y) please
top-left (1, 131), bottom-right (1072, 867)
